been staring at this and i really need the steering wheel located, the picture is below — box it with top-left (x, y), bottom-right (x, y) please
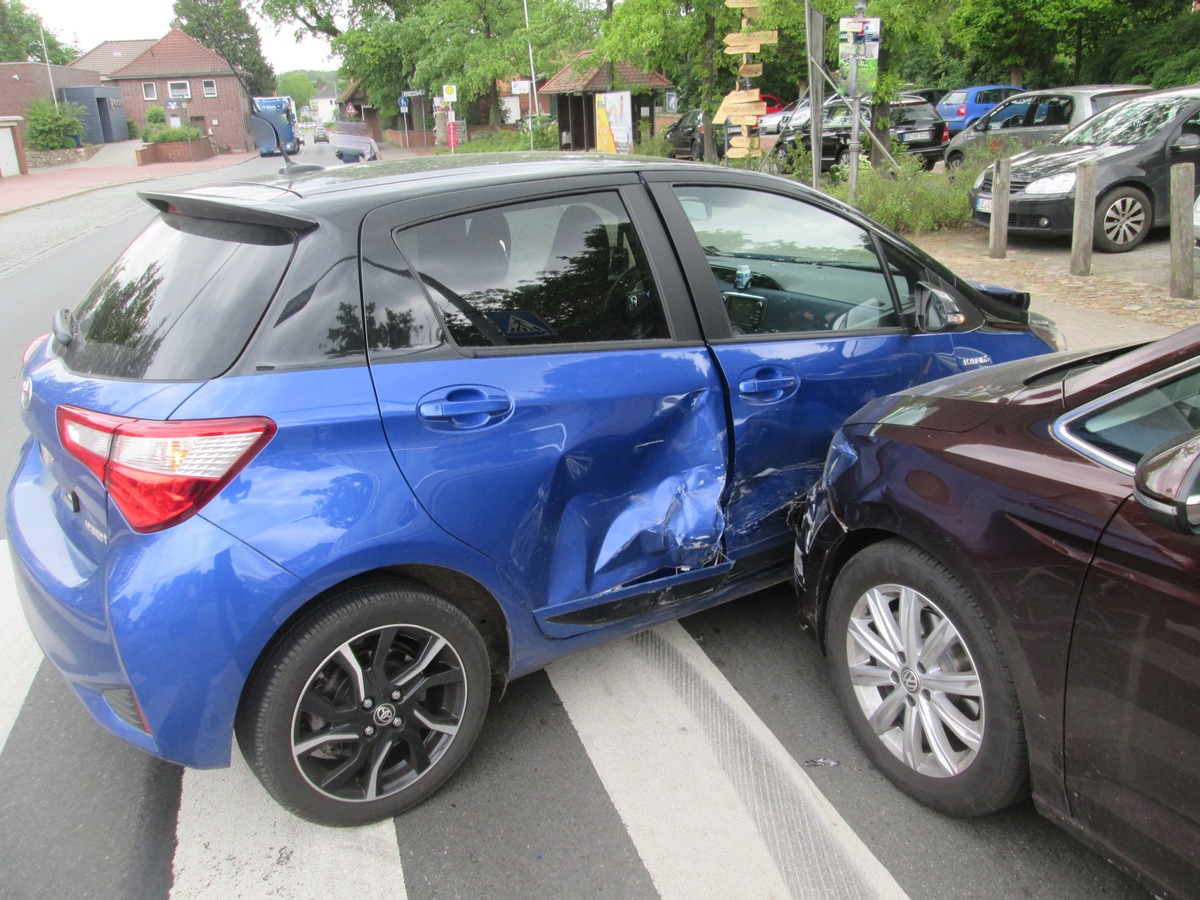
top-left (607, 267), bottom-right (661, 339)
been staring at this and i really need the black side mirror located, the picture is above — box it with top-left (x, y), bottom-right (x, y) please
top-left (1172, 133), bottom-right (1200, 152)
top-left (915, 281), bottom-right (966, 332)
top-left (1134, 431), bottom-right (1200, 534)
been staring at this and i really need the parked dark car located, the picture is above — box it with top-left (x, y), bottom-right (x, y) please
top-left (905, 88), bottom-right (948, 107)
top-left (969, 86), bottom-right (1200, 252)
top-left (665, 108), bottom-right (722, 159)
top-left (795, 323), bottom-right (1200, 899)
top-left (777, 96), bottom-right (949, 170)
top-left (313, 125), bottom-right (328, 143)
top-left (937, 84), bottom-right (1024, 135)
top-left (8, 154), bottom-right (1063, 828)
top-left (944, 84), bottom-right (1152, 168)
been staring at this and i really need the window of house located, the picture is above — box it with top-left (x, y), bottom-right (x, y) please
top-left (168, 81), bottom-right (191, 99)
top-left (203, 80), bottom-right (217, 98)
top-left (142, 83), bottom-right (157, 101)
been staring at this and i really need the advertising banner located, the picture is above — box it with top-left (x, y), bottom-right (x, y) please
top-left (595, 91), bottom-right (633, 154)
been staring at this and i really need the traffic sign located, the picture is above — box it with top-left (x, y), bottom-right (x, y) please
top-left (443, 84), bottom-right (457, 103)
top-left (401, 89), bottom-right (426, 97)
top-left (398, 97), bottom-right (409, 111)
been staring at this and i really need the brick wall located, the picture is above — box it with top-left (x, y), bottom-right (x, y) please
top-left (0, 63), bottom-right (102, 142)
top-left (115, 74), bottom-right (252, 152)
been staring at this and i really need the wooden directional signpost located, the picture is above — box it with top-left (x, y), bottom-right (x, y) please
top-left (720, 0), bottom-right (778, 158)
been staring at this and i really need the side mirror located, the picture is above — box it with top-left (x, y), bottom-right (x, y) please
top-left (1134, 431), bottom-right (1200, 534)
top-left (1172, 133), bottom-right (1200, 152)
top-left (915, 281), bottom-right (966, 332)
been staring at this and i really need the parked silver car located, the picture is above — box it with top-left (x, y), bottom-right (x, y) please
top-left (758, 99), bottom-right (808, 135)
top-left (944, 84), bottom-right (1151, 167)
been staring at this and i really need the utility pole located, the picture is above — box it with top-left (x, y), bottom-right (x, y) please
top-left (847, 0), bottom-right (867, 204)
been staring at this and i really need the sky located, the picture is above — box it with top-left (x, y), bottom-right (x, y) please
top-left (28, 0), bottom-right (340, 73)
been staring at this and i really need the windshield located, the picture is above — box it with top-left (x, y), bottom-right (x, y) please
top-left (1059, 97), bottom-right (1193, 147)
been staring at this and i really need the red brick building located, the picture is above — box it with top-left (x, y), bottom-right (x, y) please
top-left (103, 29), bottom-right (254, 152)
top-left (0, 62), bottom-right (104, 144)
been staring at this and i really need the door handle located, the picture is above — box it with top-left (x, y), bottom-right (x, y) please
top-left (739, 375), bottom-right (798, 395)
top-left (417, 386), bottom-right (512, 429)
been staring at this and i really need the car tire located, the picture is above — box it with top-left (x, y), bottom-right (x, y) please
top-left (944, 151), bottom-right (964, 170)
top-left (826, 539), bottom-right (1029, 817)
top-left (1094, 186), bottom-right (1151, 253)
top-left (836, 147), bottom-right (851, 167)
top-left (236, 580), bottom-right (491, 826)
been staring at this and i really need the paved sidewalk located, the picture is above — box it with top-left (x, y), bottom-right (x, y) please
top-left (0, 140), bottom-right (257, 216)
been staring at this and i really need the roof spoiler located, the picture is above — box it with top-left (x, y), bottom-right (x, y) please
top-left (138, 191), bottom-right (320, 234)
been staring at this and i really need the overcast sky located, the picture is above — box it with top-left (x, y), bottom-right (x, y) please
top-left (29, 0), bottom-right (340, 73)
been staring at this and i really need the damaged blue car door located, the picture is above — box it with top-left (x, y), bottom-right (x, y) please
top-left (361, 180), bottom-right (731, 638)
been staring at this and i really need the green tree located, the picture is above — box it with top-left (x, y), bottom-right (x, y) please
top-left (173, 0), bottom-right (277, 98)
top-left (278, 71), bottom-right (316, 110)
top-left (0, 0), bottom-right (75, 63)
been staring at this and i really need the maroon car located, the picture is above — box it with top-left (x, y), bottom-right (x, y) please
top-left (794, 322), bottom-right (1200, 898)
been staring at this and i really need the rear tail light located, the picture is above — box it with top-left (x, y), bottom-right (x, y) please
top-left (942, 124), bottom-right (950, 144)
top-left (957, 104), bottom-right (967, 117)
top-left (56, 406), bottom-right (276, 533)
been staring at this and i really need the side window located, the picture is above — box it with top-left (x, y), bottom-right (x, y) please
top-left (1031, 97), bottom-right (1072, 126)
top-left (393, 193), bottom-right (666, 348)
top-left (988, 100), bottom-right (1030, 130)
top-left (671, 186), bottom-right (900, 335)
top-left (1067, 370), bottom-right (1200, 467)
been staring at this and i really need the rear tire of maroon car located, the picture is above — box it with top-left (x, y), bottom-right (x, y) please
top-left (1093, 185), bottom-right (1151, 253)
top-left (826, 540), bottom-right (1029, 817)
top-left (236, 582), bottom-right (491, 826)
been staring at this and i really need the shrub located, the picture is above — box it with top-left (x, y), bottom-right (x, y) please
top-left (126, 118), bottom-right (139, 140)
top-left (146, 126), bottom-right (204, 144)
top-left (635, 123), bottom-right (672, 158)
top-left (145, 106), bottom-right (166, 125)
top-left (25, 99), bottom-right (89, 151)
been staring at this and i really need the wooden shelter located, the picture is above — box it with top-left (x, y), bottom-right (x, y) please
top-left (539, 51), bottom-right (673, 151)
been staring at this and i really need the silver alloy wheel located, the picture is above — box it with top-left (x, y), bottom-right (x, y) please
top-left (291, 624), bottom-right (468, 802)
top-left (844, 582), bottom-right (984, 778)
top-left (1102, 194), bottom-right (1146, 246)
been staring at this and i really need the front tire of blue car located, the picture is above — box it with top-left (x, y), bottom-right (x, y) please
top-left (236, 581), bottom-right (491, 826)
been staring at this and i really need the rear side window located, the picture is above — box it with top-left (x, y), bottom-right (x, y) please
top-left (392, 193), bottom-right (666, 348)
top-left (60, 216), bottom-right (293, 380)
top-left (942, 92), bottom-right (967, 106)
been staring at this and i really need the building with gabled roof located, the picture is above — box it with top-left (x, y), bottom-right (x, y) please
top-left (106, 28), bottom-right (254, 152)
top-left (72, 40), bottom-right (159, 78)
top-left (540, 51), bottom-right (672, 151)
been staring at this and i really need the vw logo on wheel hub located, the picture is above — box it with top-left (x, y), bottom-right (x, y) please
top-left (900, 667), bottom-right (921, 693)
top-left (373, 703), bottom-right (397, 726)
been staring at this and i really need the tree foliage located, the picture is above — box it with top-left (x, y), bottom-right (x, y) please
top-left (173, 0), bottom-right (277, 97)
top-left (0, 0), bottom-right (75, 63)
top-left (277, 71), bottom-right (317, 109)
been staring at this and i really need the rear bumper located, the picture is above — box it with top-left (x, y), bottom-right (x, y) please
top-left (7, 439), bottom-right (304, 768)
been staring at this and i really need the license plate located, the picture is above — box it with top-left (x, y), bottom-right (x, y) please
top-left (976, 196), bottom-right (993, 213)
top-left (902, 131), bottom-right (931, 142)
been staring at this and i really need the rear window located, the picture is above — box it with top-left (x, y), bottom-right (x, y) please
top-left (1093, 90), bottom-right (1148, 112)
top-left (941, 92), bottom-right (967, 106)
top-left (59, 215), bottom-right (293, 381)
top-left (892, 103), bottom-right (938, 125)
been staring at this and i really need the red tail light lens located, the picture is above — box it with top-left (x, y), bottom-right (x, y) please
top-left (942, 125), bottom-right (950, 144)
top-left (957, 104), bottom-right (967, 117)
top-left (56, 406), bottom-right (276, 533)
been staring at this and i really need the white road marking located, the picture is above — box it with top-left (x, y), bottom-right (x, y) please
top-left (0, 541), bottom-right (44, 756)
top-left (549, 620), bottom-right (908, 900)
top-left (171, 749), bottom-right (406, 899)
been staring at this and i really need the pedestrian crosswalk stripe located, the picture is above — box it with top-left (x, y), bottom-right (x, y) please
top-left (171, 749), bottom-right (406, 898)
top-left (0, 541), bottom-right (44, 756)
top-left (549, 621), bottom-right (908, 900)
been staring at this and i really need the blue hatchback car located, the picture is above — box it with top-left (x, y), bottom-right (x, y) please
top-left (8, 155), bottom-right (1063, 825)
top-left (937, 85), bottom-right (1024, 135)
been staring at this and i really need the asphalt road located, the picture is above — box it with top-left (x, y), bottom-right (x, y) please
top-left (0, 146), bottom-right (1152, 898)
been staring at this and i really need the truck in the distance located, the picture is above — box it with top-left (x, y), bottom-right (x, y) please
top-left (251, 96), bottom-right (299, 155)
